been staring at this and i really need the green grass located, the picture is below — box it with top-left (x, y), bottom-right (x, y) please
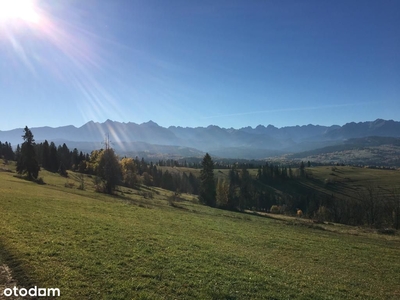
top-left (304, 166), bottom-right (400, 199)
top-left (157, 166), bottom-right (230, 181)
top-left (0, 167), bottom-right (400, 299)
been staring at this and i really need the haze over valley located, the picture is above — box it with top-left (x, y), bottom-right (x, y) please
top-left (1, 118), bottom-right (400, 163)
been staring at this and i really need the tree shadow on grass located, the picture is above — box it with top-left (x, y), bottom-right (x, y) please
top-left (12, 174), bottom-right (45, 185)
top-left (0, 239), bottom-right (37, 299)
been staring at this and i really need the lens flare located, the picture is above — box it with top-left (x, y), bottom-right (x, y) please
top-left (1, 0), bottom-right (128, 144)
top-left (0, 0), bottom-right (40, 23)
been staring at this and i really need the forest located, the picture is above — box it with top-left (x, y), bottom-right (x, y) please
top-left (2, 126), bottom-right (400, 230)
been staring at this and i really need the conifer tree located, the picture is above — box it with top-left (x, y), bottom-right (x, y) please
top-left (71, 148), bottom-right (79, 170)
top-left (16, 126), bottom-right (40, 180)
top-left (15, 144), bottom-right (21, 162)
top-left (49, 142), bottom-right (58, 172)
top-left (0, 141), bottom-right (14, 161)
top-left (227, 166), bottom-right (240, 210)
top-left (239, 167), bottom-right (251, 210)
top-left (199, 153), bottom-right (216, 207)
top-left (42, 140), bottom-right (50, 169)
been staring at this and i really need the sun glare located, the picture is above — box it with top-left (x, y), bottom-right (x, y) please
top-left (0, 0), bottom-right (40, 23)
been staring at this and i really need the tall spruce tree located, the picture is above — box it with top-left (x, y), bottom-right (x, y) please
top-left (49, 142), bottom-right (58, 172)
top-left (16, 126), bottom-right (40, 180)
top-left (42, 140), bottom-right (50, 170)
top-left (15, 144), bottom-right (21, 162)
top-left (199, 153), bottom-right (216, 207)
top-left (71, 148), bottom-right (79, 170)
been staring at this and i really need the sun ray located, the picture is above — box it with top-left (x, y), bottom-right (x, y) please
top-left (1, 0), bottom-right (129, 135)
top-left (0, 0), bottom-right (40, 23)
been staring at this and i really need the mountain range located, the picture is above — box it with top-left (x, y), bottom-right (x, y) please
top-left (1, 119), bottom-right (400, 159)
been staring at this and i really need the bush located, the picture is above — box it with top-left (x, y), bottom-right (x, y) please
top-left (139, 191), bottom-right (154, 199)
top-left (270, 205), bottom-right (281, 214)
top-left (314, 205), bottom-right (330, 223)
top-left (167, 195), bottom-right (176, 206)
top-left (64, 182), bottom-right (75, 188)
top-left (77, 174), bottom-right (85, 190)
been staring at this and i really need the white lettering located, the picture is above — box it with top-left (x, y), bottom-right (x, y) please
top-left (3, 288), bottom-right (12, 297)
top-left (38, 288), bottom-right (46, 296)
top-left (29, 286), bottom-right (37, 296)
top-left (47, 288), bottom-right (61, 297)
top-left (2, 286), bottom-right (60, 297)
top-left (19, 288), bottom-right (27, 297)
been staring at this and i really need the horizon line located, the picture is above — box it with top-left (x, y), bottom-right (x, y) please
top-left (0, 117), bottom-right (397, 132)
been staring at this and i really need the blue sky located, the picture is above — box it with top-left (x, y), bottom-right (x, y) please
top-left (0, 0), bottom-right (399, 131)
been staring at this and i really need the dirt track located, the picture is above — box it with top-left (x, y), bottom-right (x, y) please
top-left (0, 264), bottom-right (24, 300)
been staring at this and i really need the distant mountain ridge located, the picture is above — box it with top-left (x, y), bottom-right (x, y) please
top-left (1, 119), bottom-right (399, 159)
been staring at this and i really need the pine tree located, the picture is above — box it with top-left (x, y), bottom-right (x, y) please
top-left (59, 143), bottom-right (71, 169)
top-left (42, 140), bottom-right (50, 170)
top-left (188, 172), bottom-right (200, 195)
top-left (71, 148), bottom-right (79, 170)
top-left (49, 142), bottom-right (58, 172)
top-left (239, 167), bottom-right (251, 210)
top-left (0, 141), bottom-right (14, 161)
top-left (15, 144), bottom-right (21, 162)
top-left (199, 153), bottom-right (216, 207)
top-left (16, 126), bottom-right (40, 180)
top-left (227, 166), bottom-right (240, 210)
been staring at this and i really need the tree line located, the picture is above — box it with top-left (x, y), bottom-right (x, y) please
top-left (3, 126), bottom-right (399, 230)
top-left (1, 126), bottom-right (200, 195)
top-left (66, 148), bottom-right (201, 194)
top-left (0, 141), bottom-right (14, 161)
top-left (199, 154), bottom-right (400, 230)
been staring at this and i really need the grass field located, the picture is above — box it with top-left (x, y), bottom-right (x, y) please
top-left (0, 166), bottom-right (400, 299)
top-left (304, 166), bottom-right (400, 199)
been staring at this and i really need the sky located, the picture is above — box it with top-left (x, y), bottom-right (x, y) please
top-left (0, 0), bottom-right (399, 131)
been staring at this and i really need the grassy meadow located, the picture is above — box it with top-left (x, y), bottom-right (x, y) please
top-left (304, 165), bottom-right (400, 199)
top-left (0, 165), bottom-right (400, 299)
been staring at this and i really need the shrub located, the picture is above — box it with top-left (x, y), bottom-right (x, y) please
top-left (139, 191), bottom-right (154, 199)
top-left (65, 182), bottom-right (75, 188)
top-left (77, 173), bottom-right (85, 190)
top-left (314, 206), bottom-right (330, 222)
top-left (270, 205), bottom-right (281, 214)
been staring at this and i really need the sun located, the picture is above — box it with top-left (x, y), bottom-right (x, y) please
top-left (0, 0), bottom-right (40, 23)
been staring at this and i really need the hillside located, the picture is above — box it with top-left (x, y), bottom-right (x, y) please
top-left (0, 164), bottom-right (400, 299)
top-left (303, 165), bottom-right (400, 199)
top-left (286, 136), bottom-right (400, 167)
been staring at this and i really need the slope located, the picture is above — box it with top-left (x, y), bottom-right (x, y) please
top-left (0, 167), bottom-right (399, 299)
